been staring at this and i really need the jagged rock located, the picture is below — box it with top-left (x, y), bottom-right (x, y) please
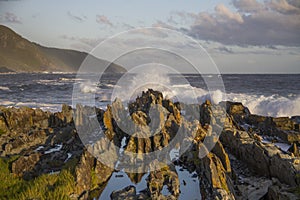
top-left (88, 137), bottom-right (118, 169)
top-left (125, 135), bottom-right (137, 153)
top-left (273, 117), bottom-right (292, 130)
top-left (74, 149), bottom-right (113, 197)
top-left (218, 101), bottom-right (250, 127)
top-left (198, 152), bottom-right (235, 200)
top-left (61, 104), bottom-right (73, 124)
top-left (110, 185), bottom-right (137, 200)
top-left (267, 184), bottom-right (299, 200)
top-left (236, 178), bottom-right (272, 200)
top-left (221, 128), bottom-right (300, 186)
top-left (162, 99), bottom-right (181, 123)
top-left (269, 153), bottom-right (300, 186)
top-left (212, 140), bottom-right (231, 174)
top-left (0, 109), bottom-right (10, 133)
top-left (147, 164), bottom-right (180, 199)
top-left (74, 150), bottom-right (94, 196)
top-left (126, 173), bottom-right (145, 184)
top-left (202, 153), bottom-right (229, 191)
top-left (200, 100), bottom-right (213, 126)
top-left (103, 105), bottom-right (114, 132)
top-left (50, 125), bottom-right (75, 144)
top-left (288, 143), bottom-right (300, 157)
top-left (50, 104), bottom-right (73, 127)
top-left (1, 90), bottom-right (300, 200)
top-left (0, 106), bottom-right (50, 131)
top-left (131, 111), bottom-right (148, 126)
top-left (224, 101), bottom-right (250, 116)
top-left (128, 89), bottom-right (163, 114)
top-left (74, 104), bottom-right (84, 126)
top-left (94, 159), bottom-right (114, 186)
top-left (245, 114), bottom-right (300, 143)
top-left (12, 152), bottom-right (40, 177)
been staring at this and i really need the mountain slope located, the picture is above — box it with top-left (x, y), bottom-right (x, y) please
top-left (0, 25), bottom-right (126, 73)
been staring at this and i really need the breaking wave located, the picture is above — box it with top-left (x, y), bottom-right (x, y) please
top-left (111, 72), bottom-right (300, 117)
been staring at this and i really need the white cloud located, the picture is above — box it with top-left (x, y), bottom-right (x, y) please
top-left (215, 4), bottom-right (244, 23)
top-left (161, 0), bottom-right (300, 46)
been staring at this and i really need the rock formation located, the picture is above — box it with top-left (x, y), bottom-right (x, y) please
top-left (0, 89), bottom-right (299, 199)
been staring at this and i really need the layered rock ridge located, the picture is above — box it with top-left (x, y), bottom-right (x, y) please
top-left (0, 89), bottom-right (299, 199)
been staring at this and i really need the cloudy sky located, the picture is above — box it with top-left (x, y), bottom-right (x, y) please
top-left (0, 0), bottom-right (299, 73)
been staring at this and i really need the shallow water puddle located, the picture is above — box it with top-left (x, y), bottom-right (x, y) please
top-left (176, 165), bottom-right (201, 200)
top-left (98, 171), bottom-right (149, 200)
top-left (262, 136), bottom-right (291, 152)
top-left (44, 144), bottom-right (62, 154)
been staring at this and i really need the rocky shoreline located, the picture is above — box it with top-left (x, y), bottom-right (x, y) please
top-left (0, 89), bottom-right (299, 199)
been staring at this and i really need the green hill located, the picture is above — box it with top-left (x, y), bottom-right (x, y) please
top-left (0, 25), bottom-right (126, 73)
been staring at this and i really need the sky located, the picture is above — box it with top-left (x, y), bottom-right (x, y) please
top-left (0, 0), bottom-right (299, 73)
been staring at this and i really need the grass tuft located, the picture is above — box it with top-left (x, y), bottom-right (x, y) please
top-left (0, 156), bottom-right (76, 199)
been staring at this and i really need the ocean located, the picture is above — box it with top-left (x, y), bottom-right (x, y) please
top-left (0, 73), bottom-right (299, 117)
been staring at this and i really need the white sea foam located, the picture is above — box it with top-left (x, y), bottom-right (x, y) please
top-left (0, 100), bottom-right (14, 106)
top-left (110, 72), bottom-right (299, 117)
top-left (0, 101), bottom-right (62, 112)
top-left (0, 86), bottom-right (10, 91)
top-left (59, 77), bottom-right (83, 82)
top-left (79, 81), bottom-right (97, 93)
top-left (111, 67), bottom-right (222, 105)
top-left (226, 93), bottom-right (300, 117)
top-left (197, 89), bottom-right (300, 117)
top-left (166, 81), bottom-right (300, 117)
top-left (0, 100), bottom-right (67, 113)
top-left (36, 79), bottom-right (65, 86)
top-left (50, 71), bottom-right (75, 74)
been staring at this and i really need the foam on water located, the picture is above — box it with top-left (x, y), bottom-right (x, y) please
top-left (0, 86), bottom-right (10, 91)
top-left (0, 100), bottom-right (15, 106)
top-left (151, 74), bottom-right (299, 117)
top-left (171, 84), bottom-right (300, 117)
top-left (111, 72), bottom-right (300, 117)
top-left (226, 93), bottom-right (300, 117)
top-left (0, 101), bottom-right (62, 112)
top-left (79, 81), bottom-right (97, 93)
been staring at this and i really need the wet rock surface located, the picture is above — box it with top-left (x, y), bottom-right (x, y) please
top-left (0, 89), bottom-right (299, 199)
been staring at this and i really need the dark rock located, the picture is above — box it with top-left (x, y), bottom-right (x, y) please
top-left (225, 101), bottom-right (250, 116)
top-left (74, 150), bottom-right (94, 195)
top-left (212, 140), bottom-right (231, 174)
top-left (110, 185), bottom-right (137, 200)
top-left (200, 100), bottom-right (212, 126)
top-left (267, 183), bottom-right (299, 200)
top-left (94, 159), bottom-right (114, 186)
top-left (12, 152), bottom-right (40, 177)
top-left (288, 143), bottom-right (300, 157)
top-left (220, 128), bottom-right (300, 186)
top-left (147, 164), bottom-right (180, 199)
